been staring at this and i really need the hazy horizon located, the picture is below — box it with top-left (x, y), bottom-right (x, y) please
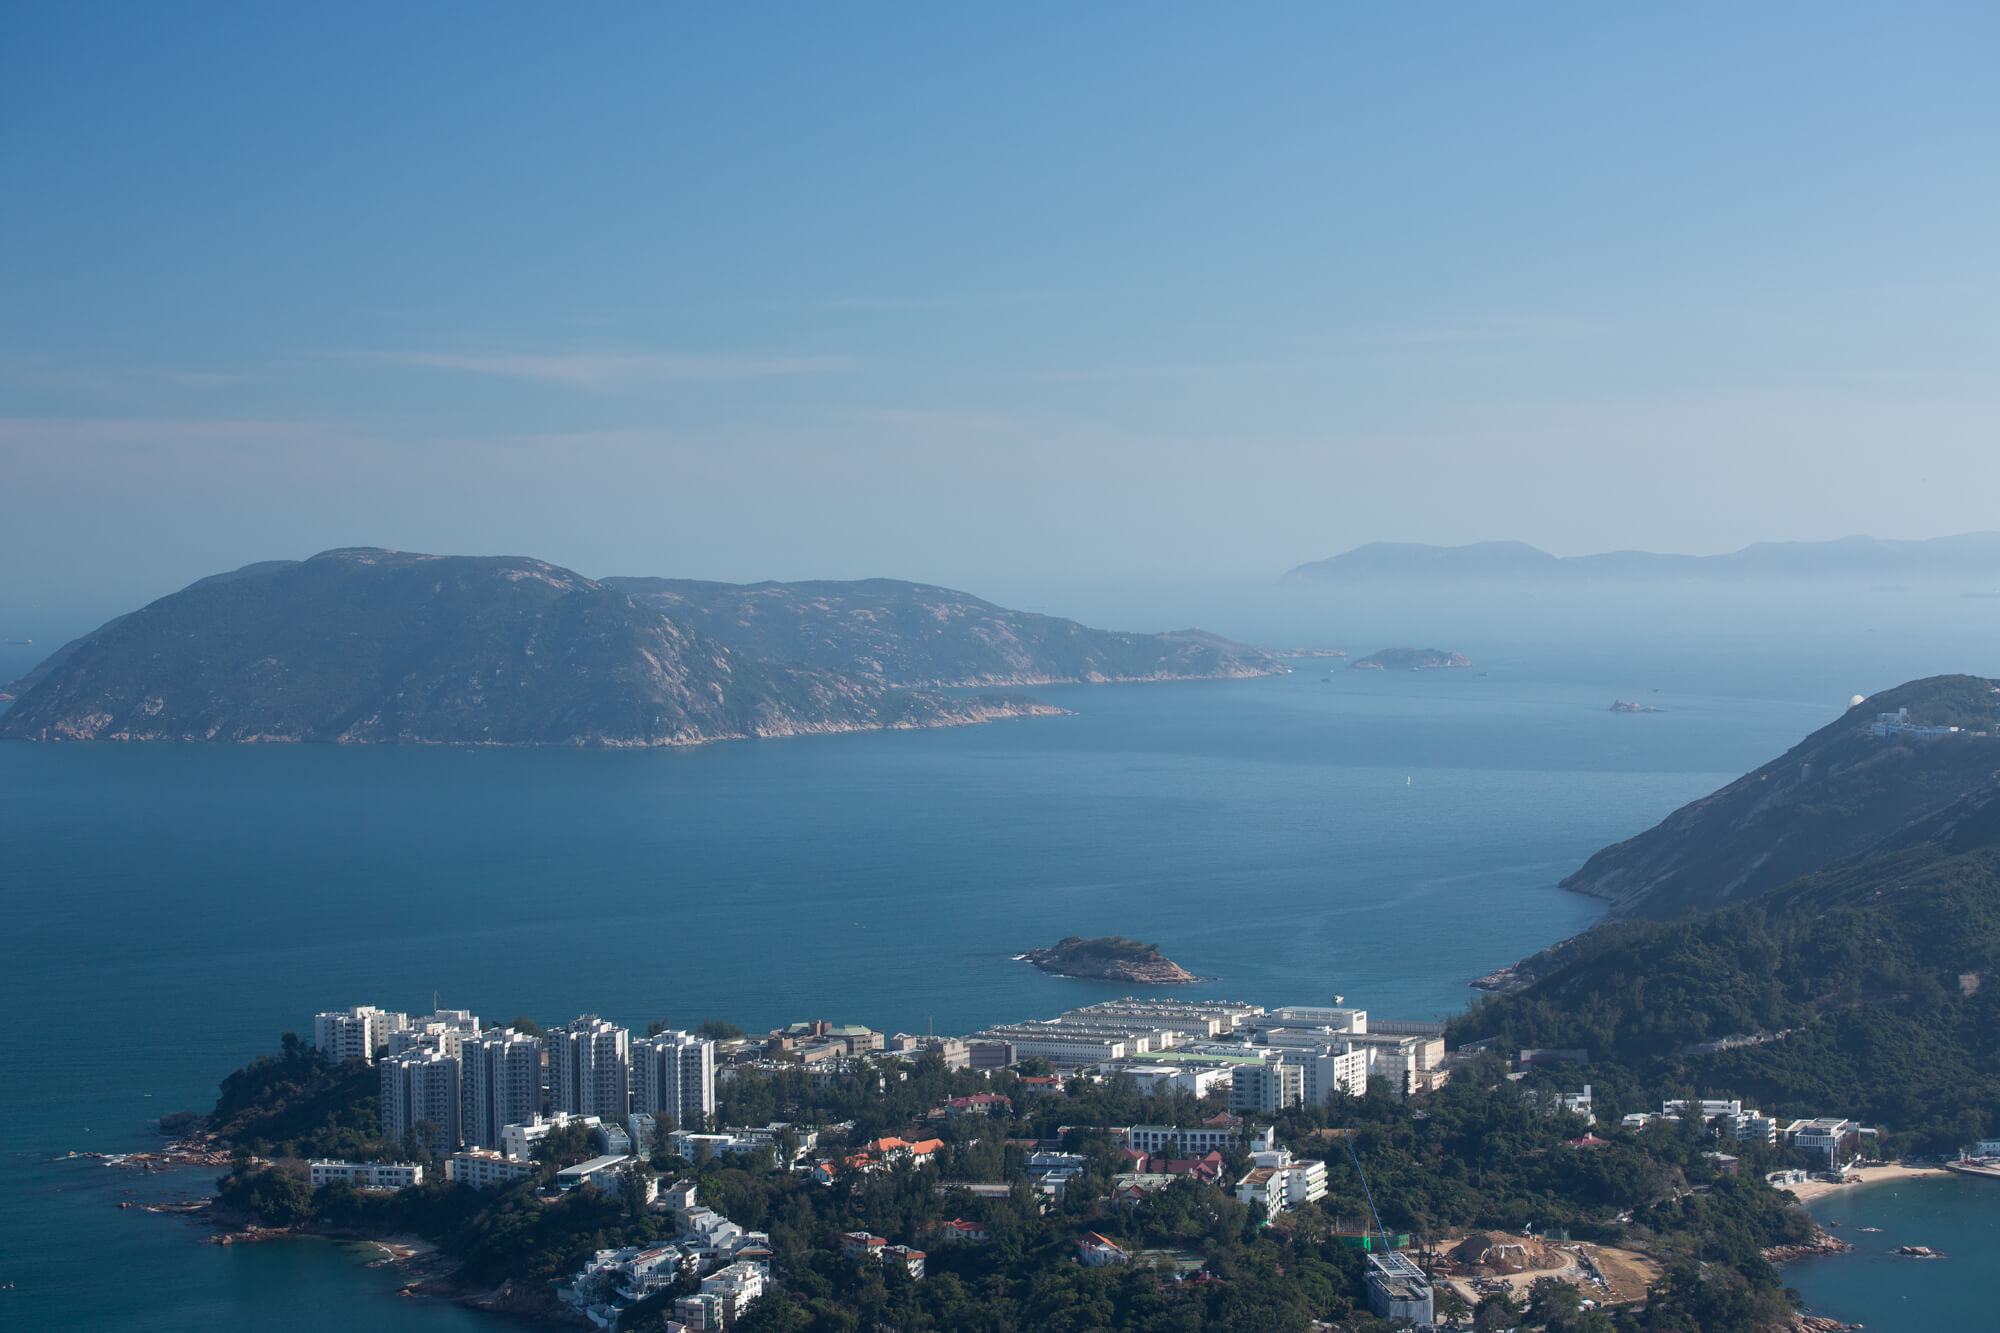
top-left (6, 5), bottom-right (1997, 643)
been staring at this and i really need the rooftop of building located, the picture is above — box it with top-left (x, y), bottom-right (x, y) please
top-left (557, 1154), bottom-right (631, 1176)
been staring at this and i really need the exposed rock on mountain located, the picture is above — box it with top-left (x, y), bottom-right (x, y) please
top-left (605, 577), bottom-right (1285, 687)
top-left (0, 550), bottom-right (1061, 747)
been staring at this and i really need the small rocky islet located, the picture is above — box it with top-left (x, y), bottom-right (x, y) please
top-left (1019, 936), bottom-right (1199, 983)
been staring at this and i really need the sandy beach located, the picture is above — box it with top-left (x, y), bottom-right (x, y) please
top-left (1781, 1163), bottom-right (1949, 1203)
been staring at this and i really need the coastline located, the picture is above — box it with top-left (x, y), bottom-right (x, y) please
top-left (1782, 1163), bottom-right (1949, 1204)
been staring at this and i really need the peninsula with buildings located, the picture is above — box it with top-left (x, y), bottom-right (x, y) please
top-left (1018, 937), bottom-right (1198, 984)
top-left (96, 673), bottom-right (2000, 1332)
top-left (140, 987), bottom-right (1908, 1333)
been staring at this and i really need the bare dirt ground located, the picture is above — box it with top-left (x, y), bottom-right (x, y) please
top-left (1436, 1229), bottom-right (1660, 1309)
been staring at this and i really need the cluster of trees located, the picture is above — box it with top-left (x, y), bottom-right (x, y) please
top-left (1452, 835), bottom-right (2000, 1153)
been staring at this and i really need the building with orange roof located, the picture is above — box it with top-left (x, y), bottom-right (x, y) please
top-left (1077, 1232), bottom-right (1129, 1267)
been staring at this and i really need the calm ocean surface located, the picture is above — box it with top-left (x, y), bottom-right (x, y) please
top-left (2, 626), bottom-right (1992, 1329)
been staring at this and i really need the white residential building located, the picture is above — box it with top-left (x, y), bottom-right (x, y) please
top-left (460, 1028), bottom-right (543, 1151)
top-left (629, 1112), bottom-right (659, 1158)
top-left (549, 1015), bottom-right (631, 1121)
top-left (656, 1178), bottom-right (699, 1213)
top-left (381, 1047), bottom-right (461, 1152)
top-left (1288, 1047), bottom-right (1369, 1105)
top-left (500, 1111), bottom-right (601, 1162)
top-left (445, 1149), bottom-right (536, 1190)
top-left (313, 1006), bottom-right (408, 1064)
top-left (597, 1122), bottom-right (633, 1156)
top-left (674, 1260), bottom-right (767, 1330)
top-left (1235, 1151), bottom-right (1327, 1215)
top-left (309, 1159), bottom-right (423, 1190)
top-left (1230, 1061), bottom-right (1304, 1113)
top-left (633, 1030), bottom-right (716, 1128)
top-left (388, 1009), bottom-right (482, 1061)
top-left (1343, 1032), bottom-right (1446, 1098)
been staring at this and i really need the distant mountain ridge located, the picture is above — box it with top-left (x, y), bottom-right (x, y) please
top-left (0, 550), bottom-right (1060, 747)
top-left (1284, 533), bottom-right (2000, 583)
top-left (605, 576), bottom-right (1285, 688)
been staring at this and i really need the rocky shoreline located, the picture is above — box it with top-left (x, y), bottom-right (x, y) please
top-left (1764, 1231), bottom-right (1853, 1263)
top-left (1020, 936), bottom-right (1199, 984)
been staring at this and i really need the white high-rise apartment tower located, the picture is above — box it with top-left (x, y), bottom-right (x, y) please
top-left (381, 1047), bottom-right (462, 1152)
top-left (314, 1006), bottom-right (409, 1065)
top-left (548, 1016), bottom-right (630, 1122)
top-left (461, 1028), bottom-right (544, 1150)
top-left (388, 1008), bottom-right (482, 1061)
top-left (633, 1031), bottom-right (715, 1129)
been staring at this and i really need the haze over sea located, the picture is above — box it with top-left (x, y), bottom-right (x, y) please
top-left (2, 595), bottom-right (1993, 1331)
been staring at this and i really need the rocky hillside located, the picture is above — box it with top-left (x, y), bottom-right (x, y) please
top-left (0, 550), bottom-right (1060, 746)
top-left (1561, 675), bottom-right (2000, 920)
top-left (605, 577), bottom-right (1285, 688)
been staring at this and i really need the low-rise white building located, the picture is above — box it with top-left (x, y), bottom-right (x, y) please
top-left (556, 1153), bottom-right (632, 1193)
top-left (1785, 1118), bottom-right (1864, 1167)
top-left (1107, 1063), bottom-right (1236, 1098)
top-left (1123, 1123), bottom-right (1275, 1156)
top-left (501, 1112), bottom-right (602, 1162)
top-left (1077, 1231), bottom-right (1130, 1266)
top-left (1235, 1150), bottom-right (1327, 1216)
top-left (309, 1160), bottom-right (423, 1190)
top-left (445, 1149), bottom-right (536, 1190)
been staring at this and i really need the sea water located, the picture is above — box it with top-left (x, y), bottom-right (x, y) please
top-left (1791, 1176), bottom-right (2000, 1330)
top-left (0, 630), bottom-right (1988, 1329)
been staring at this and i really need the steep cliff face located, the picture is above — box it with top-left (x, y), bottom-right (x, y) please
top-left (606, 576), bottom-right (1285, 687)
top-left (1561, 675), bottom-right (2000, 920)
top-left (0, 550), bottom-right (1061, 747)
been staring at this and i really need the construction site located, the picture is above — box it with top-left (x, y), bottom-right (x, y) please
top-left (1431, 1230), bottom-right (1662, 1310)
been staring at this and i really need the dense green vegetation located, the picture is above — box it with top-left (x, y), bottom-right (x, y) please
top-left (1455, 803), bottom-right (2000, 1153)
top-left (1560, 674), bottom-right (2000, 920)
top-left (605, 576), bottom-right (1284, 688)
top-left (0, 549), bottom-right (1051, 745)
top-left (209, 1034), bottom-right (391, 1162)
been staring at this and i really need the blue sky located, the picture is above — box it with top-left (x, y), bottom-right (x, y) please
top-left (3, 4), bottom-right (1996, 630)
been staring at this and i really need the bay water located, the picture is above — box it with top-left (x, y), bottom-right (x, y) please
top-left (2, 622), bottom-right (1992, 1329)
